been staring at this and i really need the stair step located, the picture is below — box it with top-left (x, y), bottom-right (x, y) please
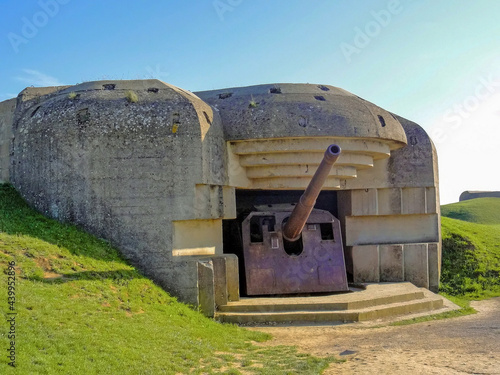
top-left (216, 295), bottom-right (444, 324)
top-left (219, 291), bottom-right (425, 313)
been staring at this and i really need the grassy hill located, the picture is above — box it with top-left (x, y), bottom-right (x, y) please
top-left (441, 197), bottom-right (500, 225)
top-left (440, 198), bottom-right (500, 299)
top-left (0, 184), bottom-right (335, 374)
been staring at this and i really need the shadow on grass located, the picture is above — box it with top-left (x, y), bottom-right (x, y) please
top-left (0, 184), bottom-right (127, 263)
top-left (38, 269), bottom-right (145, 283)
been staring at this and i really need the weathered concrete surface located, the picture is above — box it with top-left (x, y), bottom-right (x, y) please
top-left (196, 83), bottom-right (407, 146)
top-left (198, 85), bottom-right (440, 291)
top-left (340, 116), bottom-right (441, 291)
top-left (460, 190), bottom-right (500, 201)
top-left (0, 98), bottom-right (16, 183)
top-left (9, 80), bottom-right (231, 306)
top-left (2, 80), bottom-right (442, 313)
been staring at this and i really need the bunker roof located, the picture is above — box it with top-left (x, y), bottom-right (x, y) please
top-left (196, 83), bottom-right (407, 149)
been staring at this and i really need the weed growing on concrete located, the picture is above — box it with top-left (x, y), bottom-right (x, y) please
top-left (67, 92), bottom-right (77, 100)
top-left (125, 90), bottom-right (139, 103)
top-left (248, 95), bottom-right (258, 108)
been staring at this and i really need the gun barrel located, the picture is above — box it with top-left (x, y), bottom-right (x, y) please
top-left (282, 144), bottom-right (341, 242)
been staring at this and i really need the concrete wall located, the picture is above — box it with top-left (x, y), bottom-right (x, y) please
top-left (0, 98), bottom-right (16, 183)
top-left (217, 101), bottom-right (441, 291)
top-left (338, 117), bottom-right (441, 291)
top-left (4, 80), bottom-right (441, 312)
top-left (9, 80), bottom-right (236, 307)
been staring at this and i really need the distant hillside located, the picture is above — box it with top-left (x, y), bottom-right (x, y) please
top-left (440, 198), bottom-right (500, 299)
top-left (441, 197), bottom-right (500, 225)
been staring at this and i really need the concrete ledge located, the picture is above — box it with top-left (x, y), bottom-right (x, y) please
top-left (346, 214), bottom-right (439, 245)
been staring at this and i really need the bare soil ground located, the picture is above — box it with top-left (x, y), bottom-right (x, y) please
top-left (251, 297), bottom-right (500, 374)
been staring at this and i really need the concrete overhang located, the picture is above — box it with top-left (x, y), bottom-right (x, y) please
top-left (196, 83), bottom-right (408, 190)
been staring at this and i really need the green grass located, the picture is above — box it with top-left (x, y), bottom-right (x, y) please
top-left (393, 198), bottom-right (500, 326)
top-left (0, 184), bottom-right (336, 374)
top-left (441, 197), bottom-right (500, 225)
top-left (440, 198), bottom-right (500, 300)
top-left (440, 217), bottom-right (500, 299)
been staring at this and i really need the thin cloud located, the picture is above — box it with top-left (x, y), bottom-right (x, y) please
top-left (15, 69), bottom-right (66, 87)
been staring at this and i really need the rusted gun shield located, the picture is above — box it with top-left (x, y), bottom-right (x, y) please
top-left (242, 209), bottom-right (348, 295)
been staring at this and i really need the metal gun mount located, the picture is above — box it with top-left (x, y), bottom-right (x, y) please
top-left (242, 144), bottom-right (349, 295)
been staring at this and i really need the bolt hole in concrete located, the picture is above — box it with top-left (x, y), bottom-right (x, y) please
top-left (102, 84), bottom-right (116, 90)
top-left (318, 85), bottom-right (330, 91)
top-left (378, 115), bottom-right (386, 127)
top-left (147, 87), bottom-right (159, 93)
top-left (269, 87), bottom-right (282, 94)
top-left (314, 95), bottom-right (326, 101)
top-left (298, 116), bottom-right (308, 127)
top-left (218, 92), bottom-right (232, 99)
top-left (30, 106), bottom-right (40, 117)
top-left (76, 108), bottom-right (90, 124)
top-left (203, 111), bottom-right (211, 124)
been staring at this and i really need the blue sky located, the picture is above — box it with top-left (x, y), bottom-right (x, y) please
top-left (1, 0), bottom-right (499, 204)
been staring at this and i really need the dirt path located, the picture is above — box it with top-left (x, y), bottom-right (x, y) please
top-left (250, 298), bottom-right (500, 374)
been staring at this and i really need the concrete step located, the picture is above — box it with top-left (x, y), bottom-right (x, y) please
top-left (218, 282), bottom-right (426, 313)
top-left (215, 283), bottom-right (448, 324)
top-left (217, 295), bottom-right (444, 324)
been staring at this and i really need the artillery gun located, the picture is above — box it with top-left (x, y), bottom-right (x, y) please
top-left (242, 144), bottom-right (348, 295)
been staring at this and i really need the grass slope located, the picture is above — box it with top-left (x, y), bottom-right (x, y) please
top-left (441, 197), bottom-right (500, 225)
top-left (0, 184), bottom-right (336, 374)
top-left (440, 198), bottom-right (500, 299)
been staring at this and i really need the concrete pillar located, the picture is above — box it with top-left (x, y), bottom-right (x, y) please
top-left (225, 254), bottom-right (240, 302)
top-left (197, 260), bottom-right (215, 317)
top-left (212, 254), bottom-right (240, 307)
top-left (428, 243), bottom-right (440, 293)
top-left (380, 244), bottom-right (404, 281)
top-left (352, 245), bottom-right (379, 283)
top-left (404, 243), bottom-right (429, 288)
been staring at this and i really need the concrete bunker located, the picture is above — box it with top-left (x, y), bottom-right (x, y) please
top-left (0, 80), bottom-right (441, 318)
